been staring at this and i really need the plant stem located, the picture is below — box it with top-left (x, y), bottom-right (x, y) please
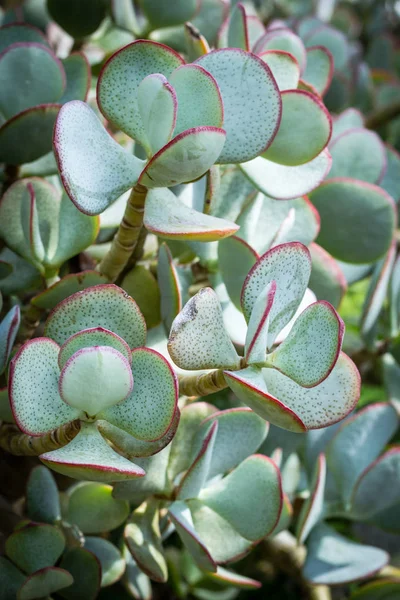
top-left (0, 419), bottom-right (81, 455)
top-left (99, 183), bottom-right (148, 282)
top-left (178, 369), bottom-right (228, 397)
top-left (16, 303), bottom-right (44, 344)
top-left (365, 99), bottom-right (400, 130)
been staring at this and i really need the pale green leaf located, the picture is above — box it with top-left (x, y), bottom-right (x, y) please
top-left (58, 327), bottom-right (131, 370)
top-left (254, 28), bottom-right (306, 71)
top-left (297, 454), bottom-right (326, 543)
top-left (303, 46), bottom-right (333, 95)
top-left (84, 537), bottom-right (125, 587)
top-left (218, 236), bottom-right (258, 310)
top-left (6, 523), bottom-right (65, 574)
top-left (0, 304), bottom-right (20, 374)
top-left (329, 128), bottom-right (386, 184)
top-left (137, 73), bottom-right (177, 155)
top-left (259, 50), bottom-right (300, 91)
top-left (178, 422), bottom-right (218, 500)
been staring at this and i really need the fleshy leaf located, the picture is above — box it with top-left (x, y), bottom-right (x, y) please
top-left (59, 346), bottom-right (133, 415)
top-left (66, 481), bottom-right (129, 534)
top-left (168, 501), bottom-right (217, 571)
top-left (191, 408), bottom-right (269, 479)
top-left (58, 328), bottom-right (132, 369)
top-left (0, 23), bottom-right (48, 53)
top-left (97, 40), bottom-right (184, 141)
top-left (227, 3), bottom-right (249, 50)
top-left (254, 28), bottom-right (306, 71)
top-left (60, 52), bottom-right (90, 103)
top-left (121, 265), bottom-right (161, 329)
top-left (304, 25), bottom-right (349, 71)
top-left (53, 101), bottom-right (144, 215)
top-left (380, 143), bottom-right (400, 202)
top-left (218, 236), bottom-right (259, 310)
top-left (169, 64), bottom-right (224, 134)
top-left (259, 50), bottom-right (300, 91)
top-left (308, 243), bottom-right (347, 309)
top-left (6, 523), bottom-right (65, 574)
top-left (157, 242), bottom-right (182, 331)
top-left (40, 422), bottom-right (146, 483)
top-left (59, 548), bottom-right (101, 600)
top-left (9, 338), bottom-right (80, 436)
top-left (245, 281), bottom-right (276, 365)
top-left (0, 557), bottom-right (25, 599)
top-left (304, 523), bottom-right (388, 585)
top-left (329, 128), bottom-right (387, 184)
top-left (32, 271), bottom-right (108, 310)
top-left (139, 127), bottom-right (226, 188)
top-left (303, 46), bottom-right (333, 95)
top-left (178, 422), bottom-right (218, 500)
top-left (241, 242), bottom-right (311, 347)
top-left (137, 74), bottom-right (177, 155)
top-left (196, 49), bottom-right (281, 163)
top-left (263, 90), bottom-right (332, 166)
top-left (240, 149), bottom-right (332, 200)
top-left (331, 108), bottom-right (364, 141)
top-left (44, 284), bottom-right (146, 348)
top-left (267, 301), bottom-right (344, 387)
top-left (168, 287), bottom-right (241, 370)
top-left (144, 187), bottom-right (238, 241)
top-left (297, 454), bottom-right (326, 543)
top-left (125, 499), bottom-right (168, 583)
top-left (100, 347), bottom-right (177, 441)
top-left (310, 179), bottom-right (396, 264)
top-left (84, 538), bottom-right (125, 587)
top-left (0, 43), bottom-right (65, 119)
top-left (350, 580), bottom-right (400, 599)
top-left (200, 455), bottom-right (282, 541)
top-left (26, 466), bottom-right (61, 524)
top-left (0, 304), bottom-right (20, 374)
top-left (326, 402), bottom-right (399, 507)
top-left (207, 567), bottom-right (261, 590)
top-left (122, 545), bottom-right (152, 600)
top-left (18, 567), bottom-right (73, 600)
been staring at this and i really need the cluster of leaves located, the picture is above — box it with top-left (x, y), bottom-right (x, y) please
top-left (0, 0), bottom-right (400, 599)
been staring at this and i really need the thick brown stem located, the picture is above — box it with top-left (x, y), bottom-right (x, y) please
top-left (99, 183), bottom-right (148, 282)
top-left (0, 420), bottom-right (81, 455)
top-left (178, 369), bottom-right (228, 397)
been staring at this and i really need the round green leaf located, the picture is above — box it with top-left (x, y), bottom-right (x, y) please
top-left (59, 327), bottom-right (131, 370)
top-left (31, 271), bottom-right (108, 310)
top-left (332, 108), bottom-right (364, 141)
top-left (0, 23), bottom-right (48, 53)
top-left (6, 523), bottom-right (65, 574)
top-left (140, 0), bottom-right (197, 29)
top-left (218, 236), bottom-right (259, 310)
top-left (47, 0), bottom-right (107, 38)
top-left (84, 538), bottom-right (125, 587)
top-left (263, 90), bottom-right (332, 166)
top-left (329, 128), bottom-right (387, 184)
top-left (26, 466), bottom-right (61, 524)
top-left (254, 28), bottom-right (306, 71)
top-left (0, 43), bottom-right (65, 119)
top-left (308, 243), bottom-right (347, 309)
top-left (310, 179), bottom-right (396, 264)
top-left (18, 567), bottom-right (73, 600)
top-left (304, 25), bottom-right (349, 71)
top-left (122, 265), bottom-right (161, 329)
top-left (60, 52), bottom-right (91, 103)
top-left (9, 337), bottom-right (80, 436)
top-left (59, 548), bottom-right (101, 600)
top-left (44, 284), bottom-right (146, 348)
top-left (196, 49), bottom-right (281, 163)
top-left (227, 3), bottom-right (249, 51)
top-left (259, 49), bottom-right (300, 91)
top-left (98, 40), bottom-right (184, 141)
top-left (303, 46), bottom-right (333, 95)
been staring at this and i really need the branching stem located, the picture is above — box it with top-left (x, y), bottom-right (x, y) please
top-left (0, 419), bottom-right (81, 455)
top-left (178, 369), bottom-right (228, 397)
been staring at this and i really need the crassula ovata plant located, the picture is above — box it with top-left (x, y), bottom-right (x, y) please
top-left (1, 0), bottom-right (400, 599)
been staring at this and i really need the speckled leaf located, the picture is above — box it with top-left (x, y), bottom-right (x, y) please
top-left (304, 523), bottom-right (388, 585)
top-left (58, 328), bottom-right (131, 370)
top-left (227, 3), bottom-right (249, 50)
top-left (0, 23), bottom-right (48, 53)
top-left (54, 101), bottom-right (144, 215)
top-left (18, 567), bottom-right (73, 600)
top-left (0, 557), bottom-right (25, 600)
top-left (60, 52), bottom-right (90, 103)
top-left (137, 74), bottom-right (177, 155)
top-left (380, 144), bottom-right (400, 203)
top-left (297, 454), bottom-right (326, 543)
top-left (26, 466), bottom-right (60, 524)
top-left (168, 287), bottom-right (241, 370)
top-left (6, 523), bottom-right (65, 574)
top-left (241, 242), bottom-right (312, 348)
top-left (311, 179), bottom-right (396, 264)
top-left (196, 49), bottom-right (281, 163)
top-left (41, 422), bottom-right (145, 483)
top-left (263, 90), bottom-right (332, 166)
top-left (125, 500), bottom-right (167, 583)
top-left (254, 28), bottom-right (306, 72)
top-left (200, 455), bottom-right (282, 540)
top-left (100, 348), bottom-right (177, 441)
top-left (259, 50), bottom-right (300, 91)
top-left (329, 129), bottom-right (387, 184)
top-left (9, 338), bottom-right (80, 435)
top-left (308, 243), bottom-right (346, 309)
top-left (66, 481), bottom-right (129, 534)
top-left (0, 304), bottom-right (20, 374)
top-left (84, 537), bottom-right (125, 587)
top-left (191, 408), bottom-right (268, 479)
top-left (157, 242), bottom-right (182, 331)
top-left (268, 301), bottom-right (344, 387)
top-left (139, 127), bottom-right (226, 188)
top-left (351, 448), bottom-right (400, 520)
top-left (178, 422), bottom-right (218, 500)
top-left (44, 284), bottom-right (146, 348)
top-left (0, 43), bottom-right (65, 119)
top-left (144, 187), bottom-right (237, 240)
top-left (168, 501), bottom-right (217, 571)
top-left (170, 64), bottom-right (224, 135)
top-left (0, 104), bottom-right (61, 166)
top-left (31, 271), bottom-right (108, 310)
top-left (245, 281), bottom-right (277, 365)
top-left (303, 46), bottom-right (333, 95)
top-left (59, 548), bottom-right (101, 600)
top-left (326, 403), bottom-right (398, 507)
top-left (98, 40), bottom-right (184, 140)
top-left (240, 149), bottom-right (332, 199)
top-left (218, 236), bottom-right (259, 310)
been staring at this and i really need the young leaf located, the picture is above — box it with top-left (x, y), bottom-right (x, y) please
top-left (245, 281), bottom-right (276, 364)
top-left (259, 50), bottom-right (300, 91)
top-left (18, 567), bottom-right (73, 600)
top-left (168, 287), bottom-right (241, 370)
top-left (297, 454), bottom-right (326, 543)
top-left (137, 74), bottom-right (177, 155)
top-left (58, 328), bottom-right (132, 369)
top-left (303, 46), bottom-right (333, 95)
top-left (196, 49), bottom-right (281, 163)
top-left (6, 523), bottom-right (65, 574)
